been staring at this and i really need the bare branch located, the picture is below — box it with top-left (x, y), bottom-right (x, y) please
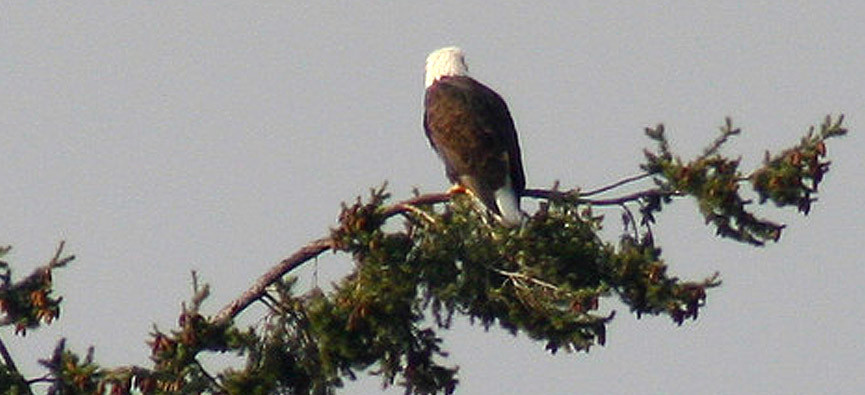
top-left (491, 268), bottom-right (560, 291)
top-left (522, 188), bottom-right (575, 200)
top-left (0, 335), bottom-right (31, 394)
top-left (213, 237), bottom-right (334, 324)
top-left (523, 187), bottom-right (680, 206)
top-left (581, 173), bottom-right (652, 197)
top-left (24, 374), bottom-right (53, 385)
top-left (378, 192), bottom-right (451, 217)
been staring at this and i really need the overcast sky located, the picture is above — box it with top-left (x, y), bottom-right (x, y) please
top-left (2, 2), bottom-right (864, 394)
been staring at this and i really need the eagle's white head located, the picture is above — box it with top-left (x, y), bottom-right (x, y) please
top-left (425, 46), bottom-right (469, 88)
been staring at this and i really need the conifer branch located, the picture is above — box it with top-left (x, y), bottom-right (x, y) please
top-left (213, 181), bottom-right (677, 324)
top-left (2, 115), bottom-right (847, 394)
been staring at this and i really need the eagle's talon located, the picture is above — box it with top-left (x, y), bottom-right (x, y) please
top-left (447, 185), bottom-right (469, 196)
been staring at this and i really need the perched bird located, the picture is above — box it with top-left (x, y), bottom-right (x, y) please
top-left (423, 46), bottom-right (526, 226)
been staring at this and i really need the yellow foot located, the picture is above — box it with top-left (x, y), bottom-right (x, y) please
top-left (447, 185), bottom-right (469, 196)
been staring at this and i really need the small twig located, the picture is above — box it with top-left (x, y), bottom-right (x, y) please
top-left (701, 117), bottom-right (740, 159)
top-left (639, 199), bottom-right (655, 243)
top-left (260, 293), bottom-right (279, 314)
top-left (522, 188), bottom-right (574, 200)
top-left (47, 241), bottom-right (74, 270)
top-left (193, 359), bottom-right (225, 393)
top-left (704, 271), bottom-right (722, 287)
top-left (25, 373), bottom-right (53, 385)
top-left (189, 271), bottom-right (210, 312)
top-left (523, 187), bottom-right (680, 206)
top-left (581, 173), bottom-right (652, 197)
top-left (580, 189), bottom-right (682, 206)
top-left (379, 192), bottom-right (450, 217)
top-left (491, 268), bottom-right (559, 292)
top-left (393, 203), bottom-right (437, 224)
top-left (620, 203), bottom-right (639, 242)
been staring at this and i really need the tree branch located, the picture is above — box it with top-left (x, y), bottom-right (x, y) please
top-left (580, 188), bottom-right (682, 206)
top-left (0, 242), bottom-right (75, 327)
top-left (379, 192), bottom-right (451, 217)
top-left (0, 336), bottom-right (14, 371)
top-left (491, 267), bottom-right (560, 291)
top-left (0, 336), bottom-right (27, 389)
top-left (213, 182), bottom-right (678, 324)
top-left (523, 187), bottom-right (680, 205)
top-left (213, 237), bottom-right (334, 324)
top-left (580, 173), bottom-right (652, 197)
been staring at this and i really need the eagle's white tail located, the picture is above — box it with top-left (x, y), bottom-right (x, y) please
top-left (494, 176), bottom-right (524, 226)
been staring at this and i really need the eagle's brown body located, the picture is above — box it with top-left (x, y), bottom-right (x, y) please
top-left (423, 47), bottom-right (526, 225)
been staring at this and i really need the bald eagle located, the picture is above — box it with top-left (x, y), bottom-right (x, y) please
top-left (423, 46), bottom-right (526, 226)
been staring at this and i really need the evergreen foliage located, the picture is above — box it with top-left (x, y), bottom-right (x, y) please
top-left (0, 116), bottom-right (847, 394)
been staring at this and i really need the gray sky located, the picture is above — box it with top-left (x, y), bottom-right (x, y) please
top-left (2, 2), bottom-right (864, 394)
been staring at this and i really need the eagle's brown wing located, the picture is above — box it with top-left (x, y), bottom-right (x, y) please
top-left (423, 75), bottom-right (525, 216)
